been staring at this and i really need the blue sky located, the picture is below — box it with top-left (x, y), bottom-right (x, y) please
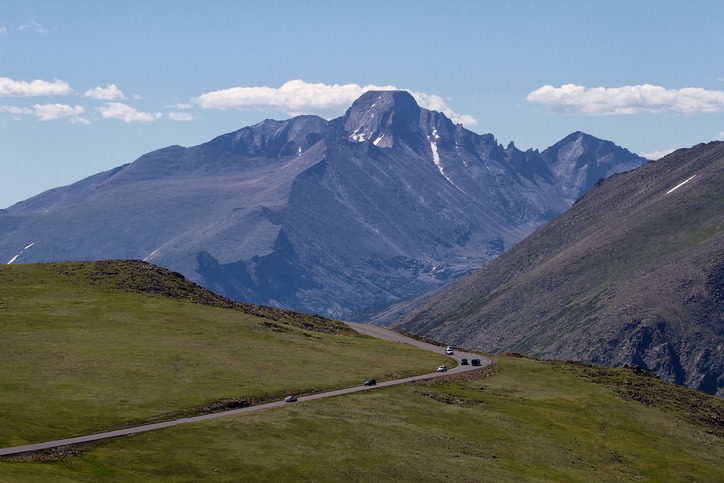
top-left (1, 0), bottom-right (723, 208)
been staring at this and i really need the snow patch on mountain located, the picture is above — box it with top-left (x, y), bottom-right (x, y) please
top-left (6, 242), bottom-right (33, 264)
top-left (350, 129), bottom-right (368, 143)
top-left (666, 174), bottom-right (696, 194)
top-left (428, 134), bottom-right (464, 193)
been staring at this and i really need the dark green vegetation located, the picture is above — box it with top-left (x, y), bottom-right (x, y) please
top-left (395, 142), bottom-right (724, 396)
top-left (54, 260), bottom-right (349, 334)
top-left (0, 261), bottom-right (442, 449)
top-left (2, 356), bottom-right (721, 481)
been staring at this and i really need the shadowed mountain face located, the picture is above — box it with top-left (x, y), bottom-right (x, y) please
top-left (394, 142), bottom-right (724, 396)
top-left (0, 91), bottom-right (647, 318)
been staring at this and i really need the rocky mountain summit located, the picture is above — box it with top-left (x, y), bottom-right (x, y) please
top-left (0, 91), bottom-right (647, 317)
top-left (394, 142), bottom-right (723, 396)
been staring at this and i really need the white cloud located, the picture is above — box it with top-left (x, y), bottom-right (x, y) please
top-left (0, 106), bottom-right (33, 119)
top-left (0, 27), bottom-right (7, 34)
top-left (193, 79), bottom-right (478, 126)
top-left (33, 103), bottom-right (88, 123)
top-left (717, 131), bottom-right (724, 140)
top-left (99, 102), bottom-right (161, 122)
top-left (84, 84), bottom-right (126, 100)
top-left (0, 103), bottom-right (88, 123)
top-left (0, 77), bottom-right (72, 97)
top-left (167, 112), bottom-right (195, 121)
top-left (407, 90), bottom-right (479, 126)
top-left (17, 21), bottom-right (48, 33)
top-left (526, 84), bottom-right (724, 115)
top-left (640, 149), bottom-right (675, 160)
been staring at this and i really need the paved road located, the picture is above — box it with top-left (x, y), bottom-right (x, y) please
top-left (0, 322), bottom-right (491, 457)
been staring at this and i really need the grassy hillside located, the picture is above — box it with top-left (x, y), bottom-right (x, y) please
top-left (1, 261), bottom-right (721, 481)
top-left (0, 261), bottom-right (442, 448)
top-left (1, 355), bottom-right (721, 481)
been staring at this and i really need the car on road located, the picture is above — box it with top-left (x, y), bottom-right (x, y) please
top-left (437, 364), bottom-right (448, 372)
top-left (471, 358), bottom-right (482, 366)
top-left (284, 396), bottom-right (297, 403)
top-left (364, 379), bottom-right (376, 386)
top-left (445, 348), bottom-right (454, 355)
top-left (460, 358), bottom-right (469, 365)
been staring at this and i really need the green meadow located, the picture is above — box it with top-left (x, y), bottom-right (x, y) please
top-left (0, 262), bottom-right (442, 448)
top-left (0, 262), bottom-right (721, 481)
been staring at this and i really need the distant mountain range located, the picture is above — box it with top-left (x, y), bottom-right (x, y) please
top-left (393, 142), bottom-right (724, 396)
top-left (0, 91), bottom-right (647, 318)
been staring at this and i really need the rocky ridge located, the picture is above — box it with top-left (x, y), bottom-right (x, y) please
top-left (0, 91), bottom-right (648, 317)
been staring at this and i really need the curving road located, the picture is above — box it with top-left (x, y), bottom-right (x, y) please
top-left (0, 322), bottom-right (491, 457)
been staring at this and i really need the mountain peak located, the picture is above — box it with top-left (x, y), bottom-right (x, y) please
top-left (351, 90), bottom-right (419, 113)
top-left (205, 115), bottom-right (327, 158)
top-left (341, 90), bottom-right (421, 148)
top-left (542, 131), bottom-right (649, 203)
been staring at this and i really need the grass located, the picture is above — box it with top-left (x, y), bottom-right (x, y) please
top-left (1, 356), bottom-right (721, 481)
top-left (0, 262), bottom-right (443, 448)
top-left (0, 262), bottom-right (721, 481)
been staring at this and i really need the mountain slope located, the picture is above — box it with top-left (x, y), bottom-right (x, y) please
top-left (394, 141), bottom-right (724, 396)
top-left (0, 91), bottom-right (647, 317)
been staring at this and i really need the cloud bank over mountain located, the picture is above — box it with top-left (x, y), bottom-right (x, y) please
top-left (193, 80), bottom-right (479, 126)
top-left (0, 77), bottom-right (476, 126)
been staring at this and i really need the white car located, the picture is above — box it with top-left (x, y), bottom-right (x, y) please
top-left (445, 348), bottom-right (454, 355)
top-left (437, 365), bottom-right (448, 372)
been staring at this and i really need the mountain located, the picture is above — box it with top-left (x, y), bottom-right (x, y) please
top-left (0, 91), bottom-right (647, 318)
top-left (393, 142), bottom-right (724, 396)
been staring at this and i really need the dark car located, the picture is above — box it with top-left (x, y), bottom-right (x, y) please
top-left (460, 358), bottom-right (469, 365)
top-left (364, 379), bottom-right (377, 386)
top-left (471, 358), bottom-right (482, 366)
